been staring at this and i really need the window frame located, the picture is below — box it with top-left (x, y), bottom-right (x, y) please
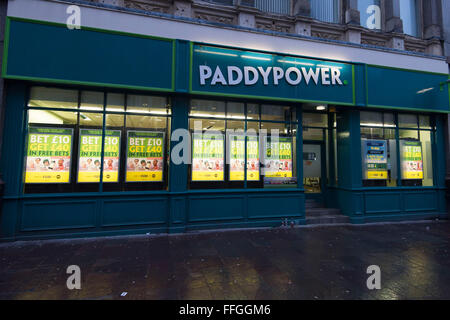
top-left (188, 98), bottom-right (300, 190)
top-left (360, 110), bottom-right (435, 188)
top-left (23, 85), bottom-right (171, 194)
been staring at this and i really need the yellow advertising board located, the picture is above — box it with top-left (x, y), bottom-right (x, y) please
top-left (25, 127), bottom-right (73, 184)
top-left (192, 133), bottom-right (224, 181)
top-left (125, 131), bottom-right (165, 182)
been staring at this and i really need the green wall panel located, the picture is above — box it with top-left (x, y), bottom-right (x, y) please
top-left (366, 65), bottom-right (449, 112)
top-left (403, 191), bottom-right (437, 212)
top-left (102, 198), bottom-right (168, 227)
top-left (21, 200), bottom-right (97, 231)
top-left (3, 18), bottom-right (175, 91)
top-left (247, 194), bottom-right (303, 218)
top-left (364, 192), bottom-right (402, 214)
top-left (188, 195), bottom-right (246, 222)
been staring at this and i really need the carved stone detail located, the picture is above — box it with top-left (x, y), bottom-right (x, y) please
top-left (360, 33), bottom-right (389, 47)
top-left (124, 0), bottom-right (170, 14)
top-left (255, 21), bottom-right (293, 34)
top-left (194, 12), bottom-right (234, 24)
top-left (361, 38), bottom-right (387, 47)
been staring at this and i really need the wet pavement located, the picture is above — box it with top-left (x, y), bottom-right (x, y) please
top-left (0, 221), bottom-right (449, 300)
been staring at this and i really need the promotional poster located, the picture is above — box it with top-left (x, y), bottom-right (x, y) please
top-left (400, 140), bottom-right (423, 179)
top-left (192, 133), bottom-right (224, 181)
top-left (25, 127), bottom-right (73, 183)
top-left (263, 136), bottom-right (293, 178)
top-left (229, 134), bottom-right (260, 181)
top-left (363, 139), bottom-right (388, 179)
top-left (77, 129), bottom-right (121, 183)
top-left (126, 131), bottom-right (165, 182)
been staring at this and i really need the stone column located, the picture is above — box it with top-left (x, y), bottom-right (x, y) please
top-left (423, 0), bottom-right (442, 39)
top-left (343, 0), bottom-right (361, 44)
top-left (385, 0), bottom-right (404, 50)
top-left (343, 0), bottom-right (360, 25)
top-left (293, 0), bottom-right (311, 37)
top-left (236, 1), bottom-right (258, 29)
top-left (385, 0), bottom-right (403, 33)
top-left (422, 0), bottom-right (443, 55)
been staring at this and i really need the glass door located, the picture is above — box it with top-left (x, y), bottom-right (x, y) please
top-left (303, 143), bottom-right (322, 193)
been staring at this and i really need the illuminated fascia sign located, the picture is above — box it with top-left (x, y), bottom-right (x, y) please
top-left (191, 44), bottom-right (354, 105)
top-left (199, 64), bottom-right (344, 87)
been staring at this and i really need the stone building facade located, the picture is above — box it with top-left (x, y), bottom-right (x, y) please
top-left (88, 0), bottom-right (447, 56)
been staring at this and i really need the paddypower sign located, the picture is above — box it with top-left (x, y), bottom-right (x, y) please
top-left (191, 44), bottom-right (355, 105)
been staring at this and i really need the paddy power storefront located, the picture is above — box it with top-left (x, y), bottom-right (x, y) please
top-left (0, 3), bottom-right (449, 241)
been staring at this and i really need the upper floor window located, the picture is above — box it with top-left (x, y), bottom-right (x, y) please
top-left (204, 0), bottom-right (234, 5)
top-left (358, 0), bottom-right (381, 30)
top-left (400, 0), bottom-right (419, 37)
top-left (255, 0), bottom-right (291, 15)
top-left (311, 0), bottom-right (340, 23)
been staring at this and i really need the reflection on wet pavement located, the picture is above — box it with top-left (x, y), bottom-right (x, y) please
top-left (0, 221), bottom-right (449, 300)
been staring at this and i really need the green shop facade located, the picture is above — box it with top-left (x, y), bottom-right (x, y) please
top-left (1, 17), bottom-right (449, 241)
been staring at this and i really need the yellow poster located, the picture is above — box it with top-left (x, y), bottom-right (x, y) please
top-left (25, 127), bottom-right (73, 184)
top-left (77, 129), bottom-right (121, 183)
top-left (126, 131), bottom-right (165, 182)
top-left (401, 140), bottom-right (423, 180)
top-left (263, 137), bottom-right (293, 178)
top-left (192, 133), bottom-right (224, 181)
top-left (229, 134), bottom-right (260, 181)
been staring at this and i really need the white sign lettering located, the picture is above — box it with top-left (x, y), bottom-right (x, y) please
top-left (199, 65), bottom-right (344, 87)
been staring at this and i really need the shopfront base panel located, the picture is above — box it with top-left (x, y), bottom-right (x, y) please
top-left (1, 191), bottom-right (306, 241)
top-left (328, 187), bottom-right (448, 224)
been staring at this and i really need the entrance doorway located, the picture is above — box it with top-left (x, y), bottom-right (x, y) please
top-left (303, 143), bottom-right (325, 200)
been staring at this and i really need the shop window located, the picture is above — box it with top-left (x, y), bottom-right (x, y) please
top-left (360, 111), bottom-right (382, 126)
top-left (419, 115), bottom-right (431, 129)
top-left (106, 93), bottom-right (125, 112)
top-left (25, 110), bottom-right (77, 193)
top-left (247, 104), bottom-right (260, 121)
top-left (127, 94), bottom-right (169, 115)
top-left (261, 104), bottom-right (293, 122)
top-left (399, 113), bottom-right (418, 128)
top-left (303, 128), bottom-right (324, 141)
top-left (303, 113), bottom-right (328, 127)
top-left (360, 111), bottom-right (434, 188)
top-left (80, 91), bottom-right (104, 111)
top-left (28, 87), bottom-right (78, 109)
top-left (360, 111), bottom-right (398, 187)
top-left (399, 114), bottom-right (433, 187)
top-left (190, 100), bottom-right (225, 118)
top-left (420, 131), bottom-right (433, 187)
top-left (189, 100), bottom-right (297, 190)
top-left (23, 86), bottom-right (170, 194)
top-left (311, 0), bottom-right (340, 23)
